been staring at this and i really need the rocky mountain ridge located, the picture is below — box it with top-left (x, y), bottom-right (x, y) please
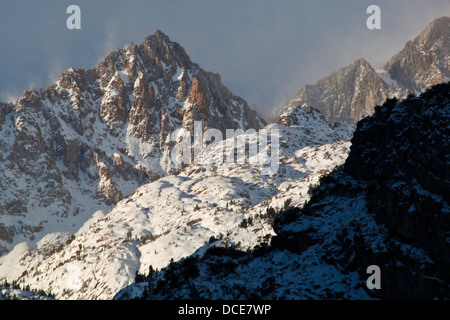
top-left (278, 16), bottom-right (450, 126)
top-left (0, 29), bottom-right (350, 299)
top-left (384, 16), bottom-right (450, 93)
top-left (115, 81), bottom-right (450, 300)
top-left (0, 30), bottom-right (265, 255)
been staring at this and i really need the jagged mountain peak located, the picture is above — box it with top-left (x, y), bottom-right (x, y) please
top-left (0, 29), bottom-right (265, 256)
top-left (349, 57), bottom-right (372, 68)
top-left (278, 57), bottom-right (401, 125)
top-left (416, 16), bottom-right (450, 45)
top-left (384, 16), bottom-right (450, 93)
top-left (149, 28), bottom-right (173, 44)
top-left (278, 16), bottom-right (449, 127)
top-left (324, 57), bottom-right (377, 85)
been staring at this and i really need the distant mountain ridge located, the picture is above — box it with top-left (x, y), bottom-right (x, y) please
top-left (384, 16), bottom-right (450, 93)
top-left (278, 16), bottom-right (450, 125)
top-left (279, 58), bottom-right (406, 125)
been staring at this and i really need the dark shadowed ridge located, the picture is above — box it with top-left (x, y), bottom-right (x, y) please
top-left (115, 81), bottom-right (450, 300)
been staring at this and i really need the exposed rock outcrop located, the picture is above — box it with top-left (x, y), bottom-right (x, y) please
top-left (384, 17), bottom-right (450, 93)
top-left (279, 59), bottom-right (406, 125)
top-left (0, 30), bottom-right (265, 255)
top-left (277, 17), bottom-right (450, 126)
top-left (117, 82), bottom-right (450, 300)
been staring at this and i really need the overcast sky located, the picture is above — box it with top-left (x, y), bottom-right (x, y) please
top-left (1, 0), bottom-right (449, 120)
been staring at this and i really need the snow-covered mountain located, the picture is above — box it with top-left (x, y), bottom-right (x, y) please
top-left (116, 81), bottom-right (450, 300)
top-left (277, 103), bottom-right (356, 141)
top-left (278, 17), bottom-right (450, 126)
top-left (384, 16), bottom-right (450, 94)
top-left (2, 16), bottom-right (448, 301)
top-left (0, 28), bottom-right (351, 300)
top-left (0, 30), bottom-right (265, 256)
top-left (0, 119), bottom-right (349, 299)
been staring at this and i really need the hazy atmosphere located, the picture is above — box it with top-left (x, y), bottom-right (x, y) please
top-left (1, 0), bottom-right (449, 120)
top-left (1, 0), bottom-right (449, 304)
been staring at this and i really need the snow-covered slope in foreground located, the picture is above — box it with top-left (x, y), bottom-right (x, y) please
top-left (116, 82), bottom-right (450, 300)
top-left (0, 118), bottom-right (349, 300)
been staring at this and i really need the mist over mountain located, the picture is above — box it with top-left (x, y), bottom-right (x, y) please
top-left (0, 28), bottom-right (347, 300)
top-left (1, 16), bottom-right (449, 300)
top-left (0, 30), bottom-right (264, 256)
top-left (278, 17), bottom-right (450, 126)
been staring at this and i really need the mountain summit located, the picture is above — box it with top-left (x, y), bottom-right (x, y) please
top-left (384, 16), bottom-right (450, 93)
top-left (0, 30), bottom-right (350, 299)
top-left (0, 30), bottom-right (265, 255)
top-left (278, 58), bottom-right (404, 125)
top-left (278, 17), bottom-right (450, 125)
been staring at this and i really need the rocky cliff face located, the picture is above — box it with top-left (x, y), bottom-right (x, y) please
top-left (280, 59), bottom-right (406, 125)
top-left (116, 82), bottom-right (449, 300)
top-left (0, 30), bottom-right (265, 255)
top-left (275, 82), bottom-right (449, 299)
top-left (384, 17), bottom-right (450, 94)
top-left (278, 17), bottom-right (450, 126)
